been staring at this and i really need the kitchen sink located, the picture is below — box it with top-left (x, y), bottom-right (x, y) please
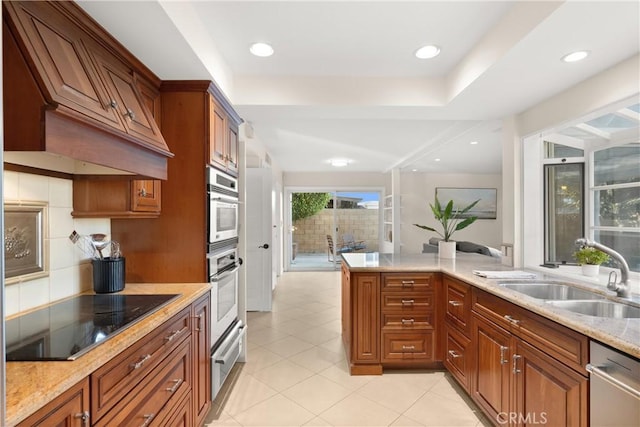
top-left (545, 300), bottom-right (640, 319)
top-left (499, 281), bottom-right (604, 301)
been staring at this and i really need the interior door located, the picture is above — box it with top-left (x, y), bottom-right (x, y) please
top-left (246, 169), bottom-right (273, 311)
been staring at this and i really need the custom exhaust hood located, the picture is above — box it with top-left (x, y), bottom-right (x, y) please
top-left (3, 1), bottom-right (173, 180)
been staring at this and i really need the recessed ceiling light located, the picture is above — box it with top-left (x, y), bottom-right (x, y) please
top-left (434, 158), bottom-right (441, 162)
top-left (561, 50), bottom-right (589, 63)
top-left (250, 42), bottom-right (274, 57)
top-left (412, 169), bottom-right (418, 172)
top-left (415, 45), bottom-right (441, 59)
top-left (470, 141), bottom-right (479, 145)
top-left (330, 158), bottom-right (350, 167)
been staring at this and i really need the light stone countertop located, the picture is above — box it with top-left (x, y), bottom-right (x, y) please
top-left (342, 252), bottom-right (640, 359)
top-left (5, 282), bottom-right (210, 427)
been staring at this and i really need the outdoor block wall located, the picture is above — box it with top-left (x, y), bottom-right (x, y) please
top-left (293, 208), bottom-right (379, 253)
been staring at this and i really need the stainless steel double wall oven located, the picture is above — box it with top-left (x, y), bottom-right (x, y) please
top-left (207, 167), bottom-right (244, 399)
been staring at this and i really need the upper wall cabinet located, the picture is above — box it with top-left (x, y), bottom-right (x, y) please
top-left (3, 1), bottom-right (173, 179)
top-left (208, 89), bottom-right (242, 176)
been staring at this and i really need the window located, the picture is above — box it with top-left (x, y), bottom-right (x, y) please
top-left (591, 143), bottom-right (640, 272)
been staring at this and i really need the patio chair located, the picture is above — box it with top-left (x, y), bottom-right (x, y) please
top-left (342, 233), bottom-right (367, 251)
top-left (327, 234), bottom-right (352, 261)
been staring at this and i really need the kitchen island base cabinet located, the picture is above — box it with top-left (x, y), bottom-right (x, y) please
top-left (16, 378), bottom-right (90, 427)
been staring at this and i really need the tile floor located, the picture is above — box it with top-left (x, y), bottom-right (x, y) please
top-left (205, 271), bottom-right (492, 427)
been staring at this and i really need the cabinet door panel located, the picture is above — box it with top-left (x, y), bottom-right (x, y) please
top-left (6, 2), bottom-right (123, 128)
top-left (227, 125), bottom-right (239, 174)
top-left (513, 340), bottom-right (587, 427)
top-left (352, 274), bottom-right (380, 363)
top-left (131, 180), bottom-right (161, 212)
top-left (209, 96), bottom-right (227, 168)
top-left (444, 277), bottom-right (472, 335)
top-left (193, 294), bottom-right (211, 426)
top-left (444, 324), bottom-right (471, 392)
top-left (17, 378), bottom-right (89, 427)
top-left (472, 313), bottom-right (511, 422)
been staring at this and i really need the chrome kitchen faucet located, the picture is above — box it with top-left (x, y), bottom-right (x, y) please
top-left (575, 238), bottom-right (631, 299)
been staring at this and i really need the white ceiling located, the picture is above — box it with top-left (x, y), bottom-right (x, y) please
top-left (77, 1), bottom-right (640, 174)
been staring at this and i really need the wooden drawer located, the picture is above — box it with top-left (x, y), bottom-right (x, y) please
top-left (91, 306), bottom-right (191, 421)
top-left (95, 337), bottom-right (192, 427)
top-left (17, 378), bottom-right (89, 427)
top-left (382, 292), bottom-right (434, 312)
top-left (443, 324), bottom-right (471, 392)
top-left (444, 277), bottom-right (471, 335)
top-left (473, 288), bottom-right (588, 374)
top-left (381, 273), bottom-right (433, 291)
top-left (382, 331), bottom-right (435, 362)
top-left (155, 391), bottom-right (192, 427)
top-left (382, 313), bottom-right (434, 330)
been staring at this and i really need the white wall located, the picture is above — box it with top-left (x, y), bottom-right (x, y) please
top-left (284, 171), bottom-right (390, 192)
top-left (3, 172), bottom-right (110, 316)
top-left (401, 172), bottom-right (502, 254)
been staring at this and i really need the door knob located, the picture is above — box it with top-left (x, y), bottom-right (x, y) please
top-left (259, 244), bottom-right (269, 249)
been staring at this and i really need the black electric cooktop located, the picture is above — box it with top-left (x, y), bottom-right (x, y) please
top-left (6, 294), bottom-right (179, 361)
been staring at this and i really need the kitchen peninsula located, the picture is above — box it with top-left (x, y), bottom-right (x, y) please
top-left (341, 252), bottom-right (640, 427)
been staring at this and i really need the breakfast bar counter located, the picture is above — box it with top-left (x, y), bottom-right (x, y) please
top-left (342, 252), bottom-right (640, 359)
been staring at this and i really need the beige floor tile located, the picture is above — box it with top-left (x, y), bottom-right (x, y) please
top-left (288, 345), bottom-right (345, 373)
top-left (304, 416), bottom-right (335, 426)
top-left (390, 415), bottom-right (425, 426)
top-left (232, 394), bottom-right (316, 426)
top-left (402, 391), bottom-right (481, 427)
top-left (246, 326), bottom-right (291, 346)
top-left (272, 318), bottom-right (316, 335)
top-left (319, 394), bottom-right (401, 426)
top-left (356, 375), bottom-right (428, 413)
top-left (204, 403), bottom-right (241, 426)
top-left (382, 370), bottom-right (446, 392)
top-left (214, 373), bottom-right (278, 416)
top-left (318, 336), bottom-right (346, 354)
top-left (292, 325), bottom-right (340, 345)
top-left (239, 347), bottom-right (283, 374)
top-left (262, 335), bottom-right (316, 358)
top-left (320, 319), bottom-right (342, 333)
top-left (282, 375), bottom-right (353, 415)
top-left (318, 363), bottom-right (374, 391)
top-left (298, 301), bottom-right (336, 313)
top-left (279, 307), bottom-right (314, 319)
top-left (251, 359), bottom-right (315, 391)
top-left (429, 375), bottom-right (467, 399)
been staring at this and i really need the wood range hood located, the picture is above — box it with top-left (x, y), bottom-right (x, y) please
top-left (3, 1), bottom-right (173, 180)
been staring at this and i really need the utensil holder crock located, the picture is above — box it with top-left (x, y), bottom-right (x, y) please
top-left (92, 257), bottom-right (125, 293)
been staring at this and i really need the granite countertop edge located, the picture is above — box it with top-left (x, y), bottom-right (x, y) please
top-left (342, 252), bottom-right (640, 360)
top-left (6, 282), bottom-right (211, 427)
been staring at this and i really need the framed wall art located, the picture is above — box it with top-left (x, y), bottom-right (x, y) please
top-left (4, 201), bottom-right (48, 284)
top-left (435, 188), bottom-right (498, 219)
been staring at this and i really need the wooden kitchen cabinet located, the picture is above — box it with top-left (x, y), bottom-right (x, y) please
top-left (17, 378), bottom-right (90, 427)
top-left (352, 273), bottom-right (380, 367)
top-left (192, 294), bottom-right (212, 427)
top-left (3, 1), bottom-right (173, 177)
top-left (471, 288), bottom-right (588, 426)
top-left (72, 177), bottom-right (161, 218)
top-left (443, 276), bottom-right (473, 391)
top-left (209, 95), bottom-right (240, 176)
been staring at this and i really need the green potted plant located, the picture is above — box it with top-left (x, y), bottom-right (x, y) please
top-left (414, 196), bottom-right (479, 258)
top-left (574, 247), bottom-right (610, 277)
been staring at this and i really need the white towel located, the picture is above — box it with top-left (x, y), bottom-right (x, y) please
top-left (472, 270), bottom-right (537, 279)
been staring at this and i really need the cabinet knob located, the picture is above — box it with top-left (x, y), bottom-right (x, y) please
top-left (124, 108), bottom-right (136, 121)
top-left (448, 300), bottom-right (463, 307)
top-left (108, 99), bottom-right (118, 109)
top-left (504, 315), bottom-right (520, 325)
top-left (448, 350), bottom-right (462, 359)
top-left (74, 411), bottom-right (90, 427)
top-left (139, 188), bottom-right (147, 197)
top-left (140, 414), bottom-right (155, 427)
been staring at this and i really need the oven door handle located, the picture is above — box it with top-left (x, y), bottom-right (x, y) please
top-left (210, 265), bottom-right (240, 282)
top-left (214, 325), bottom-right (246, 365)
top-left (211, 196), bottom-right (240, 205)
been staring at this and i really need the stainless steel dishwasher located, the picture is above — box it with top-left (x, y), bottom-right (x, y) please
top-left (587, 341), bottom-right (640, 427)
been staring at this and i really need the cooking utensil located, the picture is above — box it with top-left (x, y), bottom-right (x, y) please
top-left (91, 234), bottom-right (109, 259)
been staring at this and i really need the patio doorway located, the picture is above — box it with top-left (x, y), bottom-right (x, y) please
top-left (285, 189), bottom-right (381, 271)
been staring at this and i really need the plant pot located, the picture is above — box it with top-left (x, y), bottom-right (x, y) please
top-left (438, 241), bottom-right (456, 259)
top-left (581, 264), bottom-right (600, 277)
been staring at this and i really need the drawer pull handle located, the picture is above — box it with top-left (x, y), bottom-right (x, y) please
top-left (401, 318), bottom-right (415, 325)
top-left (193, 314), bottom-right (203, 332)
top-left (500, 346), bottom-right (508, 365)
top-left (448, 300), bottom-right (463, 307)
top-left (166, 378), bottom-right (183, 393)
top-left (402, 345), bottom-right (415, 351)
top-left (401, 299), bottom-right (415, 305)
top-left (512, 354), bottom-right (522, 374)
top-left (140, 414), bottom-right (155, 427)
top-left (448, 350), bottom-right (462, 359)
top-left (165, 329), bottom-right (184, 342)
top-left (74, 411), bottom-right (90, 426)
top-left (131, 354), bottom-right (151, 370)
top-left (108, 99), bottom-right (118, 109)
top-left (124, 108), bottom-right (136, 121)
top-left (504, 315), bottom-right (520, 325)
top-left (401, 280), bottom-right (415, 287)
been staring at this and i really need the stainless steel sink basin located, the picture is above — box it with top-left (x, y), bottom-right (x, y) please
top-left (499, 282), bottom-right (603, 301)
top-left (545, 300), bottom-right (640, 319)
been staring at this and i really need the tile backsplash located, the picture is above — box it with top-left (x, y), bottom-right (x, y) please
top-left (4, 171), bottom-right (111, 316)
